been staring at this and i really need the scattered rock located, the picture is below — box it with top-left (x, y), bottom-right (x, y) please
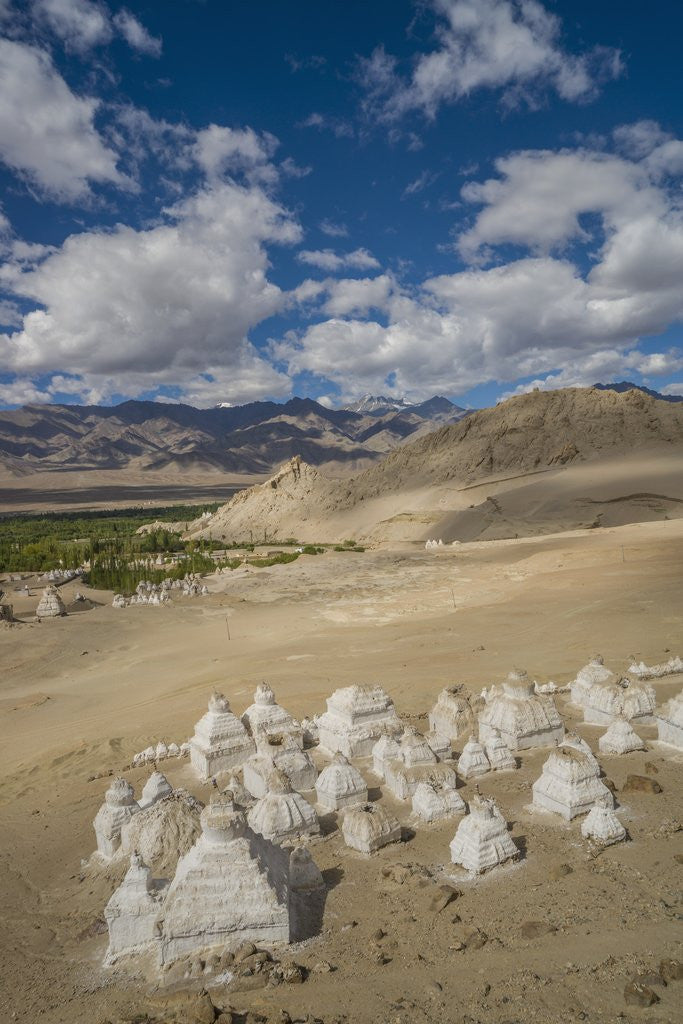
top-left (659, 958), bottom-right (683, 982)
top-left (624, 980), bottom-right (660, 1007)
top-left (549, 862), bottom-right (573, 880)
top-left (622, 774), bottom-right (662, 794)
top-left (151, 989), bottom-right (218, 1024)
top-left (644, 762), bottom-right (659, 774)
top-left (77, 916), bottom-right (107, 940)
top-left (635, 972), bottom-right (666, 988)
top-left (271, 961), bottom-right (305, 985)
top-left (429, 884), bottom-right (460, 914)
top-left (521, 921), bottom-right (557, 939)
top-left (675, 853), bottom-right (683, 865)
top-left (234, 940), bottom-right (257, 962)
top-left (312, 960), bottom-right (334, 973)
top-left (453, 925), bottom-right (488, 950)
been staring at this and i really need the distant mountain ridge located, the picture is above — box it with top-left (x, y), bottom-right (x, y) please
top-left (593, 381), bottom-right (683, 402)
top-left (0, 394), bottom-right (468, 479)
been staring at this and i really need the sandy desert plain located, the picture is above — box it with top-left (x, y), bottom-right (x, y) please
top-left (1, 393), bottom-right (683, 1024)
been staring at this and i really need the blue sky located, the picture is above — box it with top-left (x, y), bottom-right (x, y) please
top-left (0, 0), bottom-right (682, 410)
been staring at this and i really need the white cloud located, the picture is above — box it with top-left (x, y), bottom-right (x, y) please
top-left (0, 376), bottom-right (56, 406)
top-left (1, 181), bottom-right (300, 405)
top-left (319, 219), bottom-right (348, 238)
top-left (296, 248), bottom-right (380, 272)
top-left (0, 38), bottom-right (129, 200)
top-left (280, 156), bottom-right (312, 178)
top-left (661, 382), bottom-right (683, 397)
top-left (359, 0), bottom-right (622, 124)
top-left (320, 275), bottom-right (394, 317)
top-left (298, 111), bottom-right (354, 139)
top-left (193, 124), bottom-right (279, 183)
top-left (30, 0), bottom-right (162, 57)
top-left (32, 0), bottom-right (112, 52)
top-left (402, 169), bottom-right (439, 198)
top-left (112, 8), bottom-right (161, 57)
top-left (276, 126), bottom-right (683, 401)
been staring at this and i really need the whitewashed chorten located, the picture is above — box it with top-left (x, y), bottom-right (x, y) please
top-left (190, 693), bottom-right (256, 780)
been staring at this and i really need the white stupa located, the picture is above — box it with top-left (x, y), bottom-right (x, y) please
top-left (561, 731), bottom-right (601, 771)
top-left (138, 771), bottom-right (173, 810)
top-left (372, 735), bottom-right (401, 780)
top-left (532, 748), bottom-right (613, 820)
top-left (571, 657), bottom-right (656, 725)
top-left (104, 852), bottom-right (167, 963)
top-left (243, 739), bottom-right (317, 799)
top-left (119, 791), bottom-right (202, 877)
top-left (425, 730), bottom-right (452, 761)
top-left (428, 686), bottom-right (477, 741)
top-left (384, 727), bottom-right (457, 800)
top-left (224, 773), bottom-right (253, 808)
top-left (240, 683), bottom-right (304, 747)
top-left (478, 669), bottom-right (564, 750)
top-left (457, 736), bottom-right (490, 779)
top-left (483, 730), bottom-right (517, 771)
top-left (94, 778), bottom-right (140, 858)
top-left (571, 655), bottom-right (614, 705)
top-left (581, 804), bottom-right (627, 846)
top-left (411, 780), bottom-right (466, 823)
top-left (271, 740), bottom-right (317, 791)
top-left (316, 685), bottom-right (403, 757)
top-left (315, 752), bottom-right (368, 811)
top-left (247, 770), bottom-right (320, 844)
top-left (189, 693), bottom-right (256, 780)
top-left (657, 690), bottom-right (683, 749)
top-left (36, 585), bottom-right (66, 617)
top-left (449, 795), bottom-right (518, 873)
top-left (598, 718), bottom-right (646, 755)
top-left (159, 796), bottom-right (291, 962)
top-left (341, 803), bottom-right (402, 854)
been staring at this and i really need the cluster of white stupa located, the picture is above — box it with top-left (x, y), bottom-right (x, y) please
top-left (424, 538), bottom-right (445, 549)
top-left (96, 779), bottom-right (325, 966)
top-left (93, 652), bottom-right (683, 971)
top-left (112, 574), bottom-right (210, 609)
top-left (132, 739), bottom-right (190, 767)
top-left (40, 567), bottom-right (83, 584)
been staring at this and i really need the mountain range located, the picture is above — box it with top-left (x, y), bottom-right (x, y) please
top-left (0, 394), bottom-right (467, 479)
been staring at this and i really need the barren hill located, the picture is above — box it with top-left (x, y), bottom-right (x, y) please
top-left (194, 387), bottom-right (683, 544)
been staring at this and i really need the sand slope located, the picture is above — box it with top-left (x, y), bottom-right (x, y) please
top-left (195, 388), bottom-right (683, 544)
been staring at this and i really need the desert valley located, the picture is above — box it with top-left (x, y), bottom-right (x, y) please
top-left (1, 2), bottom-right (683, 1021)
top-left (1, 385), bottom-right (682, 1024)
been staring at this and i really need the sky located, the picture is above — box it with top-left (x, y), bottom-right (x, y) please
top-left (0, 0), bottom-right (682, 411)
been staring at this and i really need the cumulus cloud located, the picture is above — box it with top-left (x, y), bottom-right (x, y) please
top-left (193, 124), bottom-right (279, 183)
top-left (296, 248), bottom-right (380, 272)
top-left (276, 126), bottom-right (683, 401)
top-left (359, 0), bottom-right (622, 125)
top-left (0, 180), bottom-right (300, 404)
top-left (0, 38), bottom-right (129, 200)
top-left (113, 8), bottom-right (162, 56)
